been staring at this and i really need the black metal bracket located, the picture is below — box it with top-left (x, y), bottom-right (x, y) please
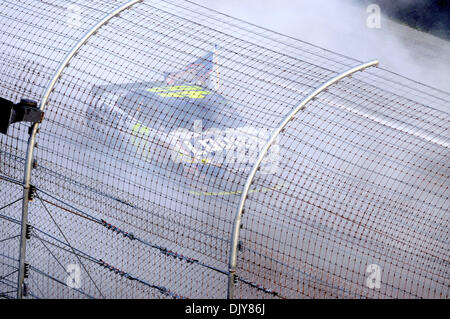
top-left (28, 185), bottom-right (36, 201)
top-left (23, 263), bottom-right (30, 279)
top-left (26, 224), bottom-right (32, 240)
top-left (0, 98), bottom-right (43, 134)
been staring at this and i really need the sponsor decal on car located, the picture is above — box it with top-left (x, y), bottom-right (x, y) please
top-left (168, 122), bottom-right (279, 175)
top-left (147, 85), bottom-right (212, 99)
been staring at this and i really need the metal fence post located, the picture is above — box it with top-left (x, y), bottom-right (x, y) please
top-left (16, 0), bottom-right (143, 299)
top-left (227, 60), bottom-right (379, 299)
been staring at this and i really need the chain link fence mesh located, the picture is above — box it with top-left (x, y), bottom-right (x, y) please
top-left (0, 0), bottom-right (448, 299)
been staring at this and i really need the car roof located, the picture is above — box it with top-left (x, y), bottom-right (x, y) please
top-left (119, 84), bottom-right (245, 131)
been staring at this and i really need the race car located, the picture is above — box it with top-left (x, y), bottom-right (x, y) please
top-left (85, 50), bottom-right (281, 196)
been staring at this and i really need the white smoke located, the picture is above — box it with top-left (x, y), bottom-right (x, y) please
top-left (191, 0), bottom-right (450, 93)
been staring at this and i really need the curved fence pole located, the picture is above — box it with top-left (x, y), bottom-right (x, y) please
top-left (17, 0), bottom-right (143, 299)
top-left (227, 60), bottom-right (380, 299)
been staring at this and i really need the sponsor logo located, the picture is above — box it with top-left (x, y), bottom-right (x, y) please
top-left (147, 85), bottom-right (211, 99)
top-left (168, 122), bottom-right (279, 175)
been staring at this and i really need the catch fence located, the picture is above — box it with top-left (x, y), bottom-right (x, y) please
top-left (0, 0), bottom-right (448, 299)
